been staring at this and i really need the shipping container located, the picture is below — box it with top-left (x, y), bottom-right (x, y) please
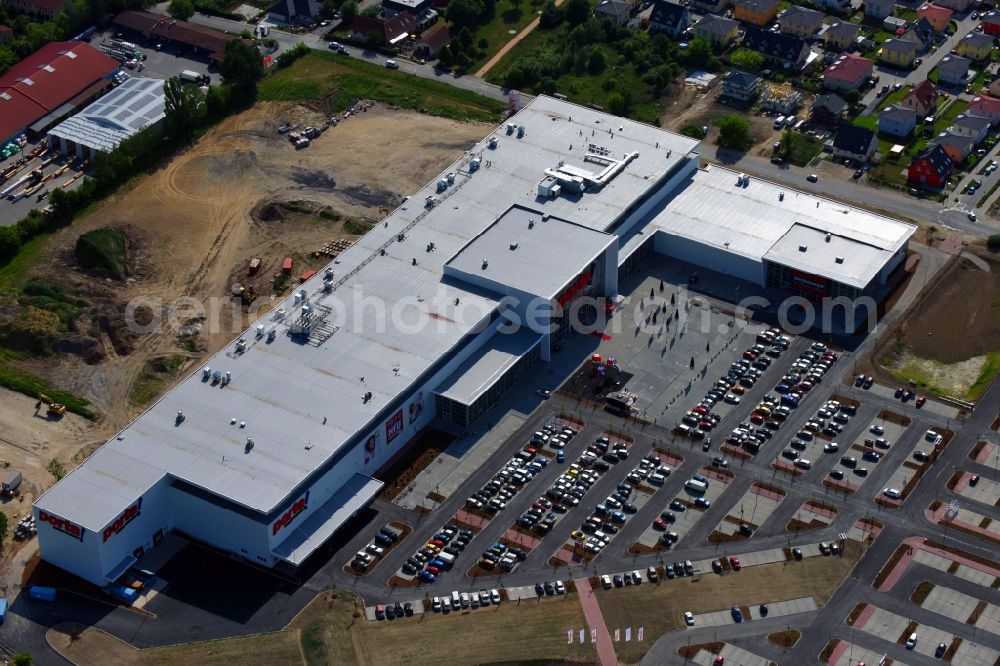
top-left (300, 269), bottom-right (317, 283)
top-left (2, 470), bottom-right (21, 496)
top-left (282, 257), bottom-right (293, 274)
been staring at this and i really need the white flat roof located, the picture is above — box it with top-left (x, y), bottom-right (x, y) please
top-left (642, 165), bottom-right (915, 288)
top-left (35, 96), bottom-right (700, 531)
top-left (435, 328), bottom-right (541, 406)
top-left (47, 77), bottom-right (165, 153)
top-left (445, 205), bottom-right (616, 300)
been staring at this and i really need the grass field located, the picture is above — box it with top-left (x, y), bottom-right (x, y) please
top-left (597, 540), bottom-right (862, 663)
top-left (259, 52), bottom-right (507, 123)
top-left (465, 0), bottom-right (547, 72)
top-left (0, 233), bottom-right (48, 291)
top-left (51, 590), bottom-right (599, 665)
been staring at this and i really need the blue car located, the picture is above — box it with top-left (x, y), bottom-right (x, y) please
top-left (731, 606), bottom-right (742, 622)
top-left (419, 570), bottom-right (436, 582)
top-left (557, 450), bottom-right (565, 463)
top-left (610, 511), bottom-right (627, 524)
top-left (428, 558), bottom-right (446, 570)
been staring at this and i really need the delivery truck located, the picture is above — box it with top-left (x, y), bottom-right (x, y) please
top-left (2, 470), bottom-right (21, 497)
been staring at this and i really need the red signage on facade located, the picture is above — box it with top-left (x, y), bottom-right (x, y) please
top-left (791, 270), bottom-right (828, 295)
top-left (272, 492), bottom-right (310, 536)
top-left (39, 510), bottom-right (84, 542)
top-left (385, 410), bottom-right (404, 443)
top-left (103, 498), bottom-right (142, 542)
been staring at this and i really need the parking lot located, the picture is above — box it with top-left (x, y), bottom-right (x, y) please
top-left (709, 482), bottom-right (785, 541)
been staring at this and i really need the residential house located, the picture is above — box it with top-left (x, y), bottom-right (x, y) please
top-left (741, 27), bottom-right (811, 70)
top-left (931, 0), bottom-right (972, 11)
top-left (0, 24), bottom-right (11, 43)
top-left (648, 0), bottom-right (690, 36)
top-left (414, 24), bottom-right (450, 59)
top-left (814, 0), bottom-right (852, 14)
top-left (821, 21), bottom-right (859, 51)
top-left (933, 131), bottom-right (976, 162)
top-left (778, 5), bottom-right (824, 38)
top-left (899, 17), bottom-right (935, 51)
top-left (916, 3), bottom-right (952, 33)
top-left (733, 0), bottom-right (779, 26)
top-left (950, 113), bottom-right (990, 143)
top-left (879, 39), bottom-right (919, 69)
top-left (833, 125), bottom-right (878, 162)
top-left (864, 0), bottom-right (895, 22)
top-left (900, 80), bottom-right (937, 117)
top-left (812, 93), bottom-right (848, 124)
top-left (969, 94), bottom-right (1000, 125)
top-left (350, 11), bottom-right (418, 48)
top-left (1, 0), bottom-right (68, 18)
top-left (690, 0), bottom-right (732, 14)
top-left (823, 54), bottom-right (874, 93)
top-left (958, 32), bottom-right (994, 61)
top-left (879, 104), bottom-right (918, 137)
top-left (761, 81), bottom-right (802, 114)
top-left (936, 54), bottom-right (970, 86)
top-left (721, 69), bottom-right (762, 104)
top-left (983, 10), bottom-right (1000, 37)
top-left (883, 16), bottom-right (907, 33)
top-left (268, 0), bottom-right (321, 24)
top-left (908, 144), bottom-right (953, 188)
top-left (693, 14), bottom-right (740, 48)
top-left (595, 0), bottom-right (633, 24)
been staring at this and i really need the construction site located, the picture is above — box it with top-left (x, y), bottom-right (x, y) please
top-left (0, 100), bottom-right (490, 592)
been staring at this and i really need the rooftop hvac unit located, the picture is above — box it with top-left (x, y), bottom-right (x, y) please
top-left (256, 324), bottom-right (265, 338)
top-left (267, 329), bottom-right (277, 342)
top-left (447, 172), bottom-right (456, 183)
top-left (488, 137), bottom-right (498, 149)
top-left (470, 157), bottom-right (481, 172)
top-left (506, 123), bottom-right (515, 134)
top-left (517, 125), bottom-right (525, 138)
top-left (202, 366), bottom-right (211, 379)
top-left (436, 178), bottom-right (448, 192)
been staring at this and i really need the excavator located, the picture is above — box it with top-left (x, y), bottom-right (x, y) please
top-left (38, 393), bottom-right (66, 416)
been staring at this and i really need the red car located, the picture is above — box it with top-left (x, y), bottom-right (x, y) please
top-left (430, 539), bottom-right (444, 547)
top-left (916, 395), bottom-right (926, 408)
top-left (653, 518), bottom-right (667, 530)
top-left (523, 446), bottom-right (537, 455)
top-left (693, 405), bottom-right (709, 415)
top-left (750, 413), bottom-right (765, 424)
top-left (425, 565), bottom-right (440, 575)
top-left (743, 350), bottom-right (757, 360)
top-left (729, 556), bottom-right (741, 571)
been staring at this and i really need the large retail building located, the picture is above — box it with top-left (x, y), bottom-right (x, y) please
top-left (34, 96), bottom-right (914, 587)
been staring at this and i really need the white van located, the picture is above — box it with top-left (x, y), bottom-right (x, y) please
top-left (451, 590), bottom-right (461, 607)
top-left (460, 592), bottom-right (470, 608)
top-left (649, 472), bottom-right (666, 485)
top-left (773, 116), bottom-right (786, 130)
top-left (906, 632), bottom-right (918, 649)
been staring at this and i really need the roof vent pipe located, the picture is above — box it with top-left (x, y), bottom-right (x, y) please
top-left (825, 233), bottom-right (832, 242)
top-left (482, 259), bottom-right (488, 270)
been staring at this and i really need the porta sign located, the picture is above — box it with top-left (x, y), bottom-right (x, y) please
top-left (103, 498), bottom-right (142, 542)
top-left (39, 510), bottom-right (84, 541)
top-left (272, 492), bottom-right (309, 536)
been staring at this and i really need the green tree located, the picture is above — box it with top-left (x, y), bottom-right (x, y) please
top-left (730, 48), bottom-right (764, 72)
top-left (164, 76), bottom-right (206, 139)
top-left (167, 0), bottom-right (194, 19)
top-left (539, 0), bottom-right (563, 28)
top-left (606, 91), bottom-right (626, 115)
top-left (12, 653), bottom-right (31, 666)
top-left (988, 234), bottom-right (1000, 250)
top-left (588, 47), bottom-right (607, 74)
top-left (340, 0), bottom-right (358, 25)
top-left (47, 458), bottom-right (65, 481)
top-left (684, 37), bottom-right (716, 69)
top-left (0, 512), bottom-right (7, 545)
top-left (437, 43), bottom-right (454, 67)
top-left (447, 0), bottom-right (484, 29)
top-left (564, 0), bottom-right (590, 26)
top-left (717, 114), bottom-right (752, 151)
top-left (220, 40), bottom-right (264, 90)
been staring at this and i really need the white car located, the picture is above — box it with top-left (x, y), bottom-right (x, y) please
top-left (684, 611), bottom-right (695, 626)
top-left (536, 389), bottom-right (551, 398)
top-left (491, 588), bottom-right (501, 604)
top-left (968, 210), bottom-right (977, 221)
top-left (554, 580), bottom-right (566, 594)
top-left (823, 442), bottom-right (839, 453)
top-left (723, 393), bottom-right (741, 404)
top-left (883, 487), bottom-right (902, 500)
top-left (870, 424), bottom-right (885, 436)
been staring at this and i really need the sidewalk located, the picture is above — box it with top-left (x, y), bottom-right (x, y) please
top-left (574, 577), bottom-right (617, 666)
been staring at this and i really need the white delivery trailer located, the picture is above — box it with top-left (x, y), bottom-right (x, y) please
top-left (179, 70), bottom-right (204, 84)
top-left (685, 479), bottom-right (708, 495)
